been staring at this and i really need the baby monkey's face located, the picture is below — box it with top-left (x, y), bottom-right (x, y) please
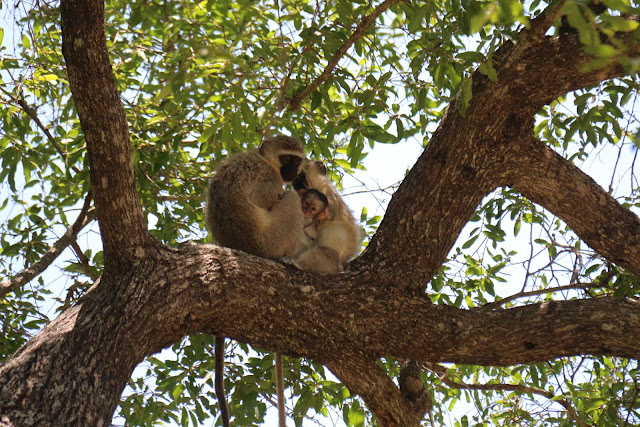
top-left (298, 188), bottom-right (328, 218)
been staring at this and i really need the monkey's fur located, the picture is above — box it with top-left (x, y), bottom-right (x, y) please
top-left (206, 135), bottom-right (306, 259)
top-left (291, 160), bottom-right (360, 274)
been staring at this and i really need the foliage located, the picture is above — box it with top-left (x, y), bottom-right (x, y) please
top-left (1, 0), bottom-right (639, 425)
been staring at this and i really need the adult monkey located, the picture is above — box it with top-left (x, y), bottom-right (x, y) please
top-left (206, 135), bottom-right (307, 427)
top-left (206, 134), bottom-right (306, 258)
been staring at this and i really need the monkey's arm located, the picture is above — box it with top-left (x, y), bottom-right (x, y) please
top-left (251, 181), bottom-right (281, 210)
top-left (261, 190), bottom-right (305, 259)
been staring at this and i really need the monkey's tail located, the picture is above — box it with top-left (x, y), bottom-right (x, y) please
top-left (215, 336), bottom-right (230, 427)
top-left (276, 353), bottom-right (286, 427)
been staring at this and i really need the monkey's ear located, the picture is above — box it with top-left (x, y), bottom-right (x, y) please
top-left (314, 161), bottom-right (327, 175)
top-left (297, 188), bottom-right (308, 197)
top-left (258, 140), bottom-right (272, 156)
top-left (317, 207), bottom-right (330, 220)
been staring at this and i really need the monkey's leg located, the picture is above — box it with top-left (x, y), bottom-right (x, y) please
top-left (215, 336), bottom-right (230, 427)
top-left (293, 245), bottom-right (342, 274)
top-left (276, 353), bottom-right (286, 427)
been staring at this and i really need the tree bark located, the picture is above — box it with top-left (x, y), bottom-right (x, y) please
top-left (1, 1), bottom-right (640, 426)
top-left (60, 0), bottom-right (150, 268)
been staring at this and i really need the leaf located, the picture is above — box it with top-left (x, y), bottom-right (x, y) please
top-left (146, 116), bottom-right (166, 125)
top-left (605, 16), bottom-right (639, 32)
top-left (36, 74), bottom-right (59, 82)
top-left (172, 384), bottom-right (183, 400)
top-left (22, 34), bottom-right (31, 50)
top-left (407, 5), bottom-right (427, 33)
top-left (156, 83), bottom-right (173, 101)
top-left (478, 61), bottom-right (498, 82)
top-left (310, 91), bottom-right (322, 111)
top-left (462, 235), bottom-right (478, 249)
top-left (458, 76), bottom-right (473, 116)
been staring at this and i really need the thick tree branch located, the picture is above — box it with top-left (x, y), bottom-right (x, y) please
top-left (353, 26), bottom-right (640, 290)
top-left (507, 137), bottom-right (640, 278)
top-left (60, 0), bottom-right (150, 267)
top-left (2, 244), bottom-right (640, 424)
top-left (0, 194), bottom-right (95, 297)
top-left (326, 356), bottom-right (428, 427)
top-left (289, 0), bottom-right (401, 110)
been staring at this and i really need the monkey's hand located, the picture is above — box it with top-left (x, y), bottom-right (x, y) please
top-left (280, 257), bottom-right (302, 269)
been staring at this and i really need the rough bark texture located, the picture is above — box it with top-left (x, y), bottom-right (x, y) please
top-left (1, 0), bottom-right (640, 426)
top-left (60, 0), bottom-right (151, 268)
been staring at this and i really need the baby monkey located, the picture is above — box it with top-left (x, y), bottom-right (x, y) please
top-left (299, 188), bottom-right (329, 243)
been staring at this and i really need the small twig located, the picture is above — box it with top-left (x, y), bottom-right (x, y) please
top-left (0, 87), bottom-right (82, 174)
top-left (0, 193), bottom-right (95, 297)
top-left (425, 363), bottom-right (591, 427)
top-left (70, 241), bottom-right (99, 281)
top-left (478, 282), bottom-right (608, 310)
top-left (289, 0), bottom-right (402, 110)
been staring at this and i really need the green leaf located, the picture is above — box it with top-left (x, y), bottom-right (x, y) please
top-left (21, 33), bottom-right (31, 50)
top-left (458, 76), bottom-right (473, 116)
top-left (172, 384), bottom-right (183, 400)
top-left (605, 16), bottom-right (639, 32)
top-left (478, 61), bottom-right (498, 82)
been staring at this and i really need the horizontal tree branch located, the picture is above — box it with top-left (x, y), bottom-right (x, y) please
top-left (0, 194), bottom-right (95, 297)
top-left (2, 243), bottom-right (640, 424)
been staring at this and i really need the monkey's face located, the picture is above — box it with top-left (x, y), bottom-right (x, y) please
top-left (292, 160), bottom-right (327, 190)
top-left (302, 198), bottom-right (322, 217)
top-left (292, 171), bottom-right (307, 191)
top-left (279, 155), bottom-right (303, 182)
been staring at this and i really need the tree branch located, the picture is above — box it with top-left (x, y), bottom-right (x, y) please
top-left (0, 88), bottom-right (82, 175)
top-left (0, 194), bottom-right (95, 297)
top-left (479, 282), bottom-right (609, 310)
top-left (352, 25), bottom-right (640, 290)
top-left (507, 137), bottom-right (640, 279)
top-left (172, 245), bottom-right (640, 367)
top-left (60, 0), bottom-right (150, 268)
top-left (425, 363), bottom-right (589, 427)
top-left (289, 0), bottom-right (401, 110)
top-left (325, 355), bottom-right (429, 427)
